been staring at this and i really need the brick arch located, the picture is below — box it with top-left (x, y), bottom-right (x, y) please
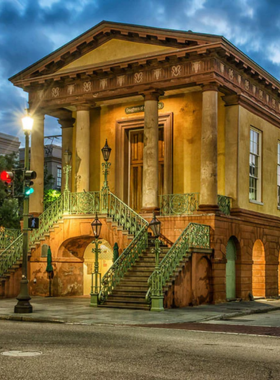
top-left (252, 239), bottom-right (265, 298)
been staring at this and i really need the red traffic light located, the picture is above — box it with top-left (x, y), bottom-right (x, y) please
top-left (0, 171), bottom-right (13, 184)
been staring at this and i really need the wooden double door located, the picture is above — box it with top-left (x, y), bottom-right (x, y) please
top-left (129, 127), bottom-right (164, 212)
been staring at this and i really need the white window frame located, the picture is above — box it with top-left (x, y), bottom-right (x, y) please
top-left (57, 166), bottom-right (62, 188)
top-left (249, 127), bottom-right (262, 203)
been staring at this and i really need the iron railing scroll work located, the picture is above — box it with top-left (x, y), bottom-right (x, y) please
top-left (146, 223), bottom-right (210, 310)
top-left (0, 234), bottom-right (23, 278)
top-left (0, 228), bottom-right (21, 250)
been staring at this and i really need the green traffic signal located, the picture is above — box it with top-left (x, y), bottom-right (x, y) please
top-left (24, 187), bottom-right (34, 196)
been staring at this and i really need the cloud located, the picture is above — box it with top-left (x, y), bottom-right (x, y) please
top-left (1, 0), bottom-right (280, 146)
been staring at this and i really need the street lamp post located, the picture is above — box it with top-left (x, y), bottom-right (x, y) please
top-left (101, 140), bottom-right (111, 213)
top-left (63, 149), bottom-right (72, 214)
top-left (14, 110), bottom-right (34, 314)
top-left (149, 212), bottom-right (164, 312)
top-left (90, 213), bottom-right (102, 306)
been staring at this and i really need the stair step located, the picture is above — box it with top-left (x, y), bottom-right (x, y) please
top-left (99, 302), bottom-right (149, 310)
top-left (111, 291), bottom-right (147, 297)
top-left (117, 284), bottom-right (149, 292)
top-left (107, 295), bottom-right (146, 301)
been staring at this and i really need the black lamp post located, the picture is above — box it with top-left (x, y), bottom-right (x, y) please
top-left (63, 149), bottom-right (72, 213)
top-left (149, 212), bottom-right (161, 268)
top-left (149, 212), bottom-right (164, 312)
top-left (90, 213), bottom-right (102, 306)
top-left (14, 109), bottom-right (34, 314)
top-left (101, 139), bottom-right (112, 213)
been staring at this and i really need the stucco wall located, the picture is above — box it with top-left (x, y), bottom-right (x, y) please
top-left (238, 106), bottom-right (280, 217)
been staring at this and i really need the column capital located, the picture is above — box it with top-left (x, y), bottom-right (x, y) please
top-left (201, 83), bottom-right (220, 92)
top-left (142, 89), bottom-right (164, 101)
top-left (76, 103), bottom-right (93, 111)
top-left (222, 94), bottom-right (240, 106)
top-left (58, 117), bottom-right (75, 129)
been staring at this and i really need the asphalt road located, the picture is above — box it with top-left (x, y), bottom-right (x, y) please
top-left (0, 321), bottom-right (280, 380)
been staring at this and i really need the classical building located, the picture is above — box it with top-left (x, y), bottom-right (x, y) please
top-left (19, 144), bottom-right (62, 191)
top-left (0, 132), bottom-right (20, 155)
top-left (3, 21), bottom-right (280, 308)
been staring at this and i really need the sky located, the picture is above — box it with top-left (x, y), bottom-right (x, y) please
top-left (1, 0), bottom-right (280, 146)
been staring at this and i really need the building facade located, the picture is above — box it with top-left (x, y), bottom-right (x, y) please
top-left (5, 21), bottom-right (280, 307)
top-left (19, 144), bottom-right (62, 191)
top-left (0, 133), bottom-right (20, 156)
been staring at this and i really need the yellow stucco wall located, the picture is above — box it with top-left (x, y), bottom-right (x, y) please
top-left (58, 39), bottom-right (176, 73)
top-left (238, 106), bottom-right (280, 217)
top-left (72, 90), bottom-right (227, 203)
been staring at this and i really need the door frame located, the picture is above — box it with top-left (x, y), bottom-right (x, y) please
top-left (115, 113), bottom-right (173, 204)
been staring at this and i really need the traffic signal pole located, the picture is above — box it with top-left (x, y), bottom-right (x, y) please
top-left (14, 130), bottom-right (32, 313)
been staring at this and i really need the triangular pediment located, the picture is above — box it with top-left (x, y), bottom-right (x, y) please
top-left (57, 39), bottom-right (177, 74)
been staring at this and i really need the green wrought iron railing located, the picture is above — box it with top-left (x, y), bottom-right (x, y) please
top-left (159, 193), bottom-right (199, 216)
top-left (0, 228), bottom-right (21, 250)
top-left (146, 223), bottom-right (210, 303)
top-left (217, 195), bottom-right (231, 215)
top-left (29, 196), bottom-right (63, 246)
top-left (160, 193), bottom-right (231, 216)
top-left (67, 191), bottom-right (101, 214)
top-left (0, 234), bottom-right (23, 278)
top-left (99, 224), bottom-right (148, 303)
top-left (107, 191), bottom-right (147, 235)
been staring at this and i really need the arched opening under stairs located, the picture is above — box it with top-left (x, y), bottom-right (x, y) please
top-left (83, 239), bottom-right (113, 296)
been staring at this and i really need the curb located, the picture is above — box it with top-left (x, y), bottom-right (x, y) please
top-left (0, 315), bottom-right (64, 324)
top-left (218, 306), bottom-right (280, 320)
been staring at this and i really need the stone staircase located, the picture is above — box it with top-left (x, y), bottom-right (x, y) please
top-left (99, 235), bottom-right (169, 310)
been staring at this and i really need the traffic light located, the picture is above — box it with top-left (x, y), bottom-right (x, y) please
top-left (24, 170), bottom-right (37, 196)
top-left (0, 171), bottom-right (14, 197)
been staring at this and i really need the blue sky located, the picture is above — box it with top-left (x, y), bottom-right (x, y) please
top-left (1, 0), bottom-right (280, 146)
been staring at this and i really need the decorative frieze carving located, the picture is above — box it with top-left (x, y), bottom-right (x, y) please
top-left (83, 81), bottom-right (92, 92)
top-left (35, 56), bottom-right (280, 121)
top-left (134, 72), bottom-right (143, 83)
top-left (171, 65), bottom-right (182, 77)
top-left (117, 75), bottom-right (125, 86)
top-left (52, 87), bottom-right (60, 98)
top-left (100, 78), bottom-right (107, 90)
top-left (153, 68), bottom-right (162, 80)
top-left (67, 84), bottom-right (75, 95)
top-left (192, 62), bottom-right (201, 74)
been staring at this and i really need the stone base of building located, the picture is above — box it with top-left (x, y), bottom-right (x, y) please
top-left (1, 210), bottom-right (280, 306)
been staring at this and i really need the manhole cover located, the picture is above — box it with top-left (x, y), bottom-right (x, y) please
top-left (1, 351), bottom-right (42, 357)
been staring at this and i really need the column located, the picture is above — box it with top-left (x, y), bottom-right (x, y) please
top-left (30, 112), bottom-right (44, 215)
top-left (199, 84), bottom-right (219, 212)
top-left (76, 105), bottom-right (90, 192)
top-left (59, 115), bottom-right (74, 193)
top-left (142, 91), bottom-right (161, 213)
top-left (223, 95), bottom-right (240, 209)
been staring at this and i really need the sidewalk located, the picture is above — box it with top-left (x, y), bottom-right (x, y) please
top-left (1, 296), bottom-right (280, 326)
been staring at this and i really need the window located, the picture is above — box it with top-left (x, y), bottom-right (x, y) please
top-left (57, 166), bottom-right (62, 188)
top-left (277, 141), bottom-right (280, 207)
top-left (249, 128), bottom-right (262, 202)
